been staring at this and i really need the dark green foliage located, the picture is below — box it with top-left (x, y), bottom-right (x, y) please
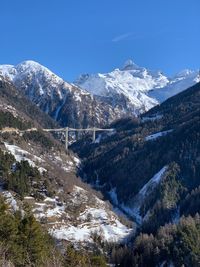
top-left (0, 193), bottom-right (109, 266)
top-left (142, 163), bottom-right (184, 233)
top-left (23, 130), bottom-right (54, 149)
top-left (111, 215), bottom-right (200, 267)
top-left (0, 149), bottom-right (15, 174)
top-left (0, 196), bottom-right (108, 266)
top-left (0, 148), bottom-right (43, 197)
top-left (0, 196), bottom-right (61, 267)
top-left (0, 111), bottom-right (31, 130)
top-left (6, 160), bottom-right (41, 197)
top-left (181, 186), bottom-right (200, 217)
top-left (64, 245), bottom-right (107, 267)
top-left (90, 255), bottom-right (107, 267)
top-left (17, 214), bottom-right (53, 265)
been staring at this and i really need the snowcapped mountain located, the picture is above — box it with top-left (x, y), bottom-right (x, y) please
top-left (0, 60), bottom-right (199, 127)
top-left (149, 69), bottom-right (200, 102)
top-left (0, 61), bottom-right (123, 127)
top-left (75, 59), bottom-right (200, 114)
top-left (0, 60), bottom-right (73, 102)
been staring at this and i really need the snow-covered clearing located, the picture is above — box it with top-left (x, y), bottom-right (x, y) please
top-left (25, 186), bottom-right (133, 244)
top-left (145, 129), bottom-right (173, 141)
top-left (50, 205), bottom-right (132, 243)
top-left (141, 114), bottom-right (163, 122)
top-left (4, 142), bottom-right (46, 173)
top-left (2, 191), bottom-right (19, 212)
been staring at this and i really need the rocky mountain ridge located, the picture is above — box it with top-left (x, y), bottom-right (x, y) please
top-left (1, 60), bottom-right (199, 129)
top-left (76, 59), bottom-right (200, 114)
top-left (0, 61), bottom-right (126, 127)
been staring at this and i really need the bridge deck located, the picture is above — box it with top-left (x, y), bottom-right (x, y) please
top-left (0, 126), bottom-right (114, 152)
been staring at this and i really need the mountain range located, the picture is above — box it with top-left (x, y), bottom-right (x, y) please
top-left (0, 61), bottom-right (122, 127)
top-left (76, 59), bottom-right (200, 114)
top-left (0, 60), bottom-right (199, 128)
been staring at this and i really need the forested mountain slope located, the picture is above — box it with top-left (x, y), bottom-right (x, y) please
top-left (71, 82), bottom-right (200, 266)
top-left (72, 82), bottom-right (200, 230)
top-left (0, 76), bottom-right (132, 266)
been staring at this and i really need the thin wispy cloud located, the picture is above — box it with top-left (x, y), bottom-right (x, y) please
top-left (112, 31), bottom-right (168, 43)
top-left (112, 32), bottom-right (134, 42)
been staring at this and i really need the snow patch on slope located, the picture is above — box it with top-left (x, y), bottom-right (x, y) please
top-left (141, 114), bottom-right (163, 122)
top-left (2, 191), bottom-right (19, 212)
top-left (50, 206), bottom-right (131, 243)
top-left (121, 166), bottom-right (168, 223)
top-left (33, 197), bottom-right (66, 219)
top-left (29, 185), bottom-right (132, 243)
top-left (4, 143), bottom-right (46, 173)
top-left (145, 129), bottom-right (173, 141)
top-left (137, 166), bottom-right (167, 197)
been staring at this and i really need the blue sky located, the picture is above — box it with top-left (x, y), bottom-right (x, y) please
top-left (0, 0), bottom-right (199, 81)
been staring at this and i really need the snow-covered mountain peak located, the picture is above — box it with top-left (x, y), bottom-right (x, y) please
top-left (75, 73), bottom-right (90, 85)
top-left (0, 60), bottom-right (74, 96)
top-left (0, 60), bottom-right (123, 127)
top-left (174, 69), bottom-right (195, 78)
top-left (15, 60), bottom-right (53, 77)
top-left (15, 60), bottom-right (68, 86)
top-left (75, 61), bottom-right (170, 114)
top-left (174, 69), bottom-right (198, 79)
top-left (121, 59), bottom-right (139, 70)
top-left (76, 61), bottom-right (199, 115)
top-left (0, 60), bottom-right (71, 87)
top-left (0, 64), bottom-right (17, 81)
top-left (16, 60), bottom-right (44, 69)
top-left (149, 69), bottom-right (199, 102)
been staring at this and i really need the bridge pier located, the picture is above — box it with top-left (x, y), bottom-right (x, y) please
top-left (92, 127), bottom-right (96, 142)
top-left (65, 127), bottom-right (69, 152)
top-left (42, 126), bottom-right (114, 153)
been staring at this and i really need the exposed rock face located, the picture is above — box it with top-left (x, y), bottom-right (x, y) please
top-left (0, 61), bottom-right (126, 127)
top-left (75, 59), bottom-right (199, 115)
